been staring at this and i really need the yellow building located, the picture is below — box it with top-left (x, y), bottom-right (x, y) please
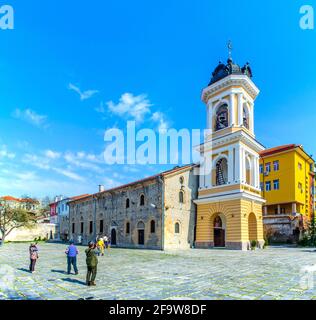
top-left (194, 55), bottom-right (265, 250)
top-left (259, 144), bottom-right (315, 243)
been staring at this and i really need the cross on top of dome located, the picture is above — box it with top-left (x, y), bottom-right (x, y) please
top-left (208, 42), bottom-right (253, 86)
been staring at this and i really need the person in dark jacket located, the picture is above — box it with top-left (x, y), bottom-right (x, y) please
top-left (85, 241), bottom-right (98, 286)
top-left (65, 240), bottom-right (79, 275)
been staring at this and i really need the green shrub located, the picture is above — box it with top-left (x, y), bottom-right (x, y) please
top-left (250, 240), bottom-right (257, 250)
top-left (298, 234), bottom-right (309, 247)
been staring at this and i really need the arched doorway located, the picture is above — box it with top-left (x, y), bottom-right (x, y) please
top-left (248, 213), bottom-right (257, 241)
top-left (111, 228), bottom-right (117, 245)
top-left (213, 215), bottom-right (225, 247)
top-left (137, 221), bottom-right (145, 245)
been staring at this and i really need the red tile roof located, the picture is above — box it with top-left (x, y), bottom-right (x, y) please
top-left (259, 144), bottom-right (299, 157)
top-left (68, 164), bottom-right (197, 203)
top-left (70, 194), bottom-right (91, 201)
top-left (1, 196), bottom-right (20, 201)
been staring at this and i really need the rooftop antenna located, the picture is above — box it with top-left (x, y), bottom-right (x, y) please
top-left (227, 40), bottom-right (233, 60)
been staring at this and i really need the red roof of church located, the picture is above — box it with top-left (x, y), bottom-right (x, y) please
top-left (68, 164), bottom-right (197, 203)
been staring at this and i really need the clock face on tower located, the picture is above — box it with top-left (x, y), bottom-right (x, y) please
top-left (215, 104), bottom-right (229, 131)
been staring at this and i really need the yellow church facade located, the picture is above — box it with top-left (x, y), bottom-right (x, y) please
top-left (194, 56), bottom-right (265, 250)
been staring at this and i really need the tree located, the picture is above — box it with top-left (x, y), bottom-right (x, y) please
top-left (0, 202), bottom-right (36, 244)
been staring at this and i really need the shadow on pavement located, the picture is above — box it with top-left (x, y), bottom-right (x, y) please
top-left (51, 269), bottom-right (67, 274)
top-left (17, 268), bottom-right (30, 273)
top-left (62, 278), bottom-right (86, 286)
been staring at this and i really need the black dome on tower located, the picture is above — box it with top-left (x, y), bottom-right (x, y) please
top-left (208, 58), bottom-right (253, 86)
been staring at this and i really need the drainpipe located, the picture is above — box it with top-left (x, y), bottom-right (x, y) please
top-left (158, 176), bottom-right (165, 251)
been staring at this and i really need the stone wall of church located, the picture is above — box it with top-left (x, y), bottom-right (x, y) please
top-left (163, 168), bottom-right (198, 250)
top-left (69, 178), bottom-right (164, 249)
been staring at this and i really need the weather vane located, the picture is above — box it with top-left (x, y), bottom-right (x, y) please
top-left (227, 40), bottom-right (233, 59)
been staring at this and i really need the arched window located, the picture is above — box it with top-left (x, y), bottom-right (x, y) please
top-left (243, 106), bottom-right (249, 129)
top-left (126, 198), bottom-right (130, 209)
top-left (140, 194), bottom-right (145, 206)
top-left (179, 191), bottom-right (184, 203)
top-left (175, 222), bottom-right (180, 234)
top-left (137, 221), bottom-right (145, 229)
top-left (150, 220), bottom-right (156, 233)
top-left (215, 104), bottom-right (229, 131)
top-left (215, 158), bottom-right (228, 186)
top-left (126, 222), bottom-right (130, 234)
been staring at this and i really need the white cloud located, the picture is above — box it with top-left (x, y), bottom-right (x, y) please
top-left (23, 154), bottom-right (51, 170)
top-left (151, 111), bottom-right (169, 133)
top-left (13, 108), bottom-right (49, 128)
top-left (64, 152), bottom-right (104, 173)
top-left (68, 83), bottom-right (99, 101)
top-left (52, 168), bottom-right (85, 182)
top-left (107, 93), bottom-right (152, 123)
top-left (0, 145), bottom-right (15, 159)
top-left (44, 150), bottom-right (61, 159)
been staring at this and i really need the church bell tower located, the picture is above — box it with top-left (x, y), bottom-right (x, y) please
top-left (195, 45), bottom-right (266, 250)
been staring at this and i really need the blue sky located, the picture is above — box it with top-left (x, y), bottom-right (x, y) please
top-left (0, 0), bottom-right (316, 198)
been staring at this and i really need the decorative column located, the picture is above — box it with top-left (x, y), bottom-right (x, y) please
top-left (207, 101), bottom-right (213, 130)
top-left (204, 150), bottom-right (212, 188)
top-left (235, 145), bottom-right (244, 183)
top-left (228, 147), bottom-right (234, 184)
top-left (229, 94), bottom-right (235, 126)
top-left (249, 102), bottom-right (254, 133)
top-left (237, 93), bottom-right (243, 126)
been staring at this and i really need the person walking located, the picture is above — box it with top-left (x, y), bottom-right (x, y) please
top-left (85, 241), bottom-right (98, 286)
top-left (65, 240), bottom-right (79, 275)
top-left (103, 235), bottom-right (108, 251)
top-left (97, 237), bottom-right (105, 256)
top-left (29, 243), bottom-right (39, 273)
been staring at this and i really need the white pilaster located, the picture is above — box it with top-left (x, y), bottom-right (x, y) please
top-left (207, 101), bottom-right (213, 130)
top-left (237, 93), bottom-right (243, 126)
top-left (249, 102), bottom-right (254, 133)
top-left (235, 145), bottom-right (244, 183)
top-left (229, 94), bottom-right (235, 126)
top-left (228, 147), bottom-right (234, 184)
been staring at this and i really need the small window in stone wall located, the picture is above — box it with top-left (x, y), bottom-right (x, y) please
top-left (140, 194), bottom-right (145, 206)
top-left (89, 221), bottom-right (93, 234)
top-left (150, 220), bottom-right (156, 233)
top-left (72, 223), bottom-right (75, 234)
top-left (175, 222), bottom-right (180, 234)
top-left (179, 191), bottom-right (184, 203)
top-left (100, 220), bottom-right (104, 233)
top-left (81, 222), bottom-right (84, 234)
top-left (126, 222), bottom-right (130, 234)
top-left (126, 198), bottom-right (130, 209)
top-left (179, 176), bottom-right (184, 184)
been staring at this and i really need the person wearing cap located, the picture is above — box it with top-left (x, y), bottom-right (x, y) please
top-left (65, 240), bottom-right (79, 275)
top-left (85, 241), bottom-right (98, 286)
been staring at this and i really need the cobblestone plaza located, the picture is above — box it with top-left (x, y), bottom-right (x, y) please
top-left (0, 243), bottom-right (316, 300)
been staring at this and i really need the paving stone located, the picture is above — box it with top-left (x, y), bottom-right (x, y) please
top-left (0, 243), bottom-right (316, 300)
